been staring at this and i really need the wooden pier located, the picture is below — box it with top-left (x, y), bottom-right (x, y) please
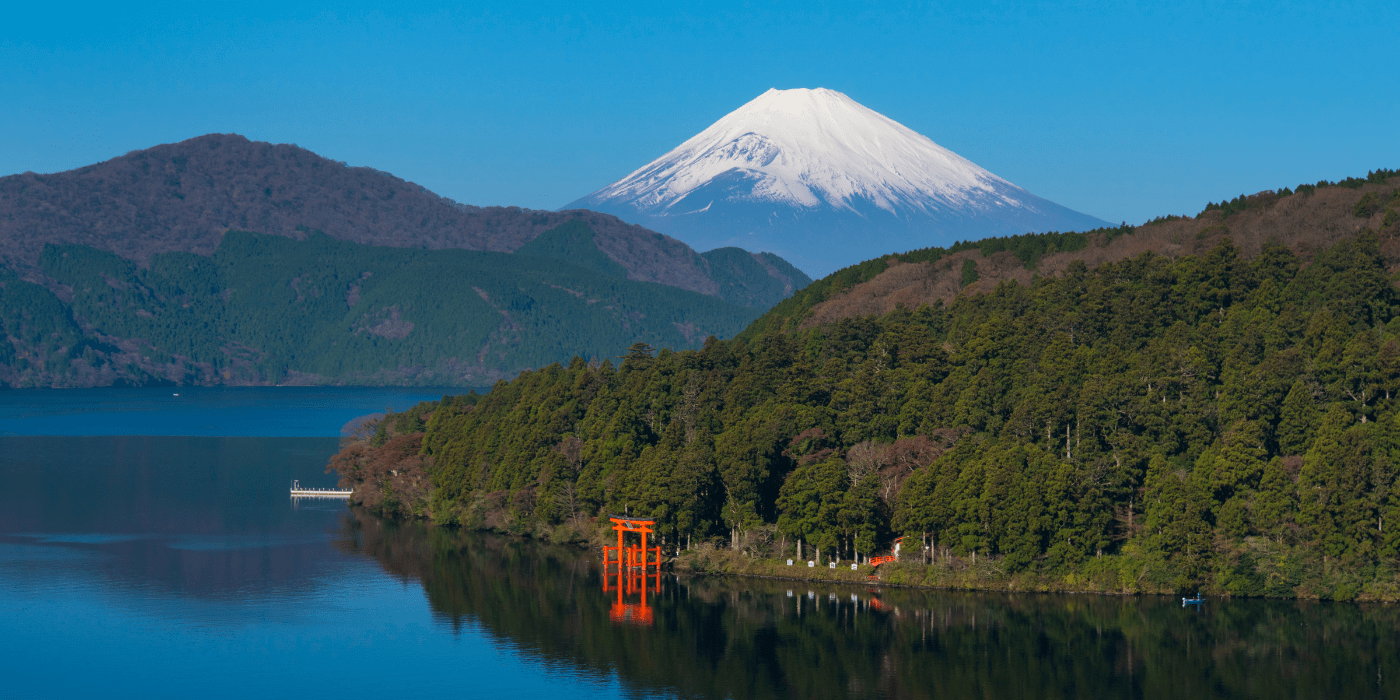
top-left (289, 479), bottom-right (353, 498)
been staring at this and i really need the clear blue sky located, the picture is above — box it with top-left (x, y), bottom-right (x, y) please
top-left (3, 1), bottom-right (1397, 226)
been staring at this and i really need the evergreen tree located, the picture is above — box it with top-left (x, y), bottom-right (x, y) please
top-left (1253, 457), bottom-right (1299, 542)
top-left (1143, 455), bottom-right (1212, 573)
top-left (1277, 380), bottom-right (1318, 455)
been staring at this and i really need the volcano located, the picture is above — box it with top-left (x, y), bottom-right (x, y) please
top-left (565, 88), bottom-right (1110, 276)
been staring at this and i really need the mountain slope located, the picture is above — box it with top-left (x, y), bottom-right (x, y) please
top-left (700, 247), bottom-right (809, 309)
top-left (567, 88), bottom-right (1109, 276)
top-left (741, 170), bottom-right (1400, 337)
top-left (0, 230), bottom-right (763, 388)
top-left (0, 133), bottom-right (804, 307)
top-left (338, 168), bottom-right (1400, 601)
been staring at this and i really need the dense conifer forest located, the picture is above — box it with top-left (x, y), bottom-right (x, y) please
top-left (334, 172), bottom-right (1400, 599)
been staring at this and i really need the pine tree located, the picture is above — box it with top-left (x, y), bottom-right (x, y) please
top-left (1276, 380), bottom-right (1317, 455)
top-left (1253, 457), bottom-right (1299, 541)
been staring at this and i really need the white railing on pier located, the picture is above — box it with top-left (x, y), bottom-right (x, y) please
top-left (290, 480), bottom-right (353, 498)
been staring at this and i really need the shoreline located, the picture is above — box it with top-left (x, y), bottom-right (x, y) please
top-left (344, 505), bottom-right (1400, 604)
top-left (687, 569), bottom-right (1175, 600)
top-left (669, 553), bottom-right (1400, 602)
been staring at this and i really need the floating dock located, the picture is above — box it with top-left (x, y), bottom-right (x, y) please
top-left (290, 480), bottom-right (353, 498)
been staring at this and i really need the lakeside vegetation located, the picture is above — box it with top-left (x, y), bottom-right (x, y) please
top-left (335, 191), bottom-right (1400, 599)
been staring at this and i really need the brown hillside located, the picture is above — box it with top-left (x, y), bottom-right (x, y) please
top-left (804, 177), bottom-right (1400, 327)
top-left (0, 134), bottom-right (720, 296)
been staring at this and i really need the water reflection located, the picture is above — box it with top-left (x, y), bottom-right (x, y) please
top-left (605, 568), bottom-right (663, 626)
top-left (0, 435), bottom-right (352, 599)
top-left (3, 435), bottom-right (1397, 699)
top-left (344, 511), bottom-right (1400, 700)
top-left (0, 435), bottom-right (653, 700)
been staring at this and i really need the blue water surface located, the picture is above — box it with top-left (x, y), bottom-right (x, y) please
top-left (0, 386), bottom-right (471, 436)
top-left (4, 393), bottom-right (1399, 700)
top-left (0, 435), bottom-right (651, 700)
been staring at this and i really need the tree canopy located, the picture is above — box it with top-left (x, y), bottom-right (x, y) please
top-left (339, 228), bottom-right (1400, 597)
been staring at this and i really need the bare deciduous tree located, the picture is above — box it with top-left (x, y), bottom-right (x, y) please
top-left (846, 441), bottom-right (888, 487)
top-left (340, 413), bottom-right (382, 447)
top-left (555, 480), bottom-right (583, 527)
top-left (555, 435), bottom-right (584, 472)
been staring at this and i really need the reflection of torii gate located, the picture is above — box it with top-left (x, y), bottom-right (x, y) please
top-left (603, 565), bottom-right (659, 625)
top-left (602, 516), bottom-right (662, 625)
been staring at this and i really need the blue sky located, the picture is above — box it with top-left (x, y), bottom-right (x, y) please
top-left (2, 1), bottom-right (1397, 226)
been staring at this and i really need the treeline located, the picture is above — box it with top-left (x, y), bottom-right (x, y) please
top-left (744, 173), bottom-right (1396, 341)
top-left (741, 225), bottom-right (1129, 340)
top-left (336, 229), bottom-right (1400, 598)
top-left (1199, 167), bottom-right (1400, 219)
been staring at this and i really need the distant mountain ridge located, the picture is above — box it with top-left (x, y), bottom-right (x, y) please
top-left (0, 133), bottom-right (809, 307)
top-left (567, 88), bottom-right (1110, 276)
top-left (0, 134), bottom-right (815, 388)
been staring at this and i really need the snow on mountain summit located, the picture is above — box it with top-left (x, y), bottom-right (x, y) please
top-left (597, 88), bottom-right (1015, 215)
top-left (566, 88), bottom-right (1109, 277)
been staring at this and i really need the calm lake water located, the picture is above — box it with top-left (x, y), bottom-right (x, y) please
top-left (1, 391), bottom-right (1398, 699)
top-left (0, 386), bottom-right (466, 436)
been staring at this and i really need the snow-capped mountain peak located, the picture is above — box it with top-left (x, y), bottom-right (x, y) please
top-left (566, 88), bottom-right (1108, 276)
top-left (597, 88), bottom-right (1017, 216)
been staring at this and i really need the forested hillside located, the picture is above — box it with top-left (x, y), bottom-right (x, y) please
top-left (744, 169), bottom-right (1399, 337)
top-left (0, 133), bottom-right (809, 304)
top-left (333, 171), bottom-right (1400, 599)
top-left (0, 226), bottom-right (765, 387)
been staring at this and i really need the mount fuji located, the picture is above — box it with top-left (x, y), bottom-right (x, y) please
top-left (564, 88), bottom-right (1111, 277)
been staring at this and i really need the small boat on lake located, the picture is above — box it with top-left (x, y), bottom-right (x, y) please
top-left (1182, 594), bottom-right (1205, 606)
top-left (289, 479), bottom-right (353, 498)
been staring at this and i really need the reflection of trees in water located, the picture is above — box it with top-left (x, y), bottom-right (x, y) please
top-left (0, 436), bottom-right (351, 600)
top-left (340, 510), bottom-right (1400, 700)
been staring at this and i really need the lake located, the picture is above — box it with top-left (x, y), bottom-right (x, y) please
top-left (1, 389), bottom-right (1397, 699)
top-left (0, 385), bottom-right (466, 436)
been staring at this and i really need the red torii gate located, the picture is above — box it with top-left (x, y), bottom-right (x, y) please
top-left (603, 515), bottom-right (662, 573)
top-left (602, 515), bottom-right (662, 625)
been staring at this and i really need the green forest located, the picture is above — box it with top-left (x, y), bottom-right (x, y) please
top-left (744, 167), bottom-right (1400, 340)
top-left (337, 223), bottom-right (1400, 599)
top-left (0, 222), bottom-right (784, 387)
